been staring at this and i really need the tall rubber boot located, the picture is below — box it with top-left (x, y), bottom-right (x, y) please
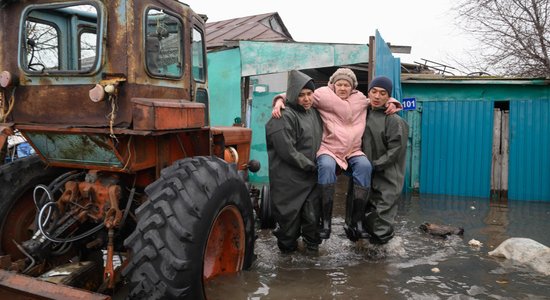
top-left (344, 180), bottom-right (358, 241)
top-left (319, 184), bottom-right (335, 239)
top-left (352, 185), bottom-right (370, 239)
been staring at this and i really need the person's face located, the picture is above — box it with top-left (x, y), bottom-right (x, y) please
top-left (368, 87), bottom-right (390, 107)
top-left (298, 88), bottom-right (314, 109)
top-left (334, 79), bottom-right (352, 100)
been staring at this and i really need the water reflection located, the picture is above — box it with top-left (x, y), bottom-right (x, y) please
top-left (205, 176), bottom-right (550, 299)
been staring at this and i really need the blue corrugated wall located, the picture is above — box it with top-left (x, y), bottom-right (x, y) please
top-left (420, 101), bottom-right (494, 197)
top-left (374, 30), bottom-right (402, 100)
top-left (509, 99), bottom-right (550, 201)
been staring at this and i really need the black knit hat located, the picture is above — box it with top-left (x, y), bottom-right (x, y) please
top-left (303, 80), bottom-right (315, 91)
top-left (368, 76), bottom-right (393, 95)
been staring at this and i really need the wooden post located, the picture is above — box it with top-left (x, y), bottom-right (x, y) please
top-left (490, 108), bottom-right (509, 200)
top-left (491, 109), bottom-right (502, 198)
top-left (368, 36), bottom-right (375, 84)
top-left (501, 110), bottom-right (509, 198)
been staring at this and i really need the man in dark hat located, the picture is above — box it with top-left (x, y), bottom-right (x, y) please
top-left (358, 75), bottom-right (409, 244)
top-left (265, 70), bottom-right (323, 253)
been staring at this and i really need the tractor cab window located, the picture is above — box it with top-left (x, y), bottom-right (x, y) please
top-left (79, 30), bottom-right (97, 70)
top-left (192, 27), bottom-right (205, 82)
top-left (145, 9), bottom-right (183, 78)
top-left (24, 21), bottom-right (60, 71)
top-left (21, 3), bottom-right (101, 73)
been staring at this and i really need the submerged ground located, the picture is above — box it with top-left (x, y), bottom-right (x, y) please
top-left (206, 176), bottom-right (550, 299)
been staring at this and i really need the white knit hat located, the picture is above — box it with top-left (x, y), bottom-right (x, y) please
top-left (329, 68), bottom-right (358, 88)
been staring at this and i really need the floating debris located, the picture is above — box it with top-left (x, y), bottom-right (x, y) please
top-left (468, 239), bottom-right (483, 247)
top-left (488, 237), bottom-right (550, 276)
top-left (419, 222), bottom-right (464, 238)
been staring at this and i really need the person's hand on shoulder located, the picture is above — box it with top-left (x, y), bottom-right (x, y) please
top-left (272, 95), bottom-right (286, 119)
top-left (384, 97), bottom-right (402, 115)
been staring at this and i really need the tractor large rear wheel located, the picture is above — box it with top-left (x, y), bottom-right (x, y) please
top-left (0, 155), bottom-right (66, 260)
top-left (123, 156), bottom-right (255, 299)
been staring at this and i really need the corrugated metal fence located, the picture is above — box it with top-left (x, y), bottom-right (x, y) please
top-left (405, 81), bottom-right (550, 202)
top-left (419, 101), bottom-right (494, 197)
top-left (509, 99), bottom-right (550, 200)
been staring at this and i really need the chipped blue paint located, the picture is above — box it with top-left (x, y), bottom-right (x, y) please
top-left (117, 0), bottom-right (126, 25)
top-left (17, 1), bottom-right (107, 85)
top-left (238, 41), bottom-right (369, 77)
top-left (26, 132), bottom-right (122, 167)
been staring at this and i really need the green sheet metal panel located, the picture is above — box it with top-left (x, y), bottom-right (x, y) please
top-left (248, 89), bottom-right (281, 183)
top-left (207, 48), bottom-right (243, 126)
top-left (509, 99), bottom-right (550, 201)
top-left (25, 132), bottom-right (122, 167)
top-left (420, 100), bottom-right (493, 197)
top-left (401, 107), bottom-right (422, 190)
top-left (238, 41), bottom-right (369, 76)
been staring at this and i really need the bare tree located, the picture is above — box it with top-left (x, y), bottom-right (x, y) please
top-left (455, 0), bottom-right (550, 77)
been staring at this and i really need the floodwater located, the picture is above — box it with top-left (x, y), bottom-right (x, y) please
top-left (205, 176), bottom-right (550, 299)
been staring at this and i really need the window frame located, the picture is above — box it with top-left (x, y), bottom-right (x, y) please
top-left (191, 26), bottom-right (206, 83)
top-left (77, 27), bottom-right (97, 70)
top-left (19, 1), bottom-right (103, 75)
top-left (143, 7), bottom-right (184, 79)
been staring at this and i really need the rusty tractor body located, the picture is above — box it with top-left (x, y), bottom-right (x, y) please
top-left (0, 0), bottom-right (260, 299)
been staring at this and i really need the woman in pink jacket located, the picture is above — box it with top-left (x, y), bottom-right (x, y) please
top-left (273, 68), bottom-right (400, 240)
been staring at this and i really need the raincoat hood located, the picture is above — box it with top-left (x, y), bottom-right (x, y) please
top-left (286, 70), bottom-right (314, 109)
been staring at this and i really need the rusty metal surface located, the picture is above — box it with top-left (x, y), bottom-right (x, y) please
top-left (24, 132), bottom-right (124, 168)
top-left (1, 1), bottom-right (197, 127)
top-left (205, 12), bottom-right (293, 50)
top-left (0, 123), bottom-right (13, 153)
top-left (0, 269), bottom-right (111, 300)
top-left (0, 0), bottom-right (233, 299)
top-left (211, 126), bottom-right (252, 170)
top-left (132, 98), bottom-right (205, 130)
top-left (16, 124), bottom-right (212, 175)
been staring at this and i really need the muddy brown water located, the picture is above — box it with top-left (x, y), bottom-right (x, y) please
top-left (205, 176), bottom-right (550, 299)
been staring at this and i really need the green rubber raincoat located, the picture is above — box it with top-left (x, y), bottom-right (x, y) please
top-left (265, 70), bottom-right (323, 250)
top-left (362, 106), bottom-right (409, 243)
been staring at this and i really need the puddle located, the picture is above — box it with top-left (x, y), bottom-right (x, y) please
top-left (206, 176), bottom-right (550, 299)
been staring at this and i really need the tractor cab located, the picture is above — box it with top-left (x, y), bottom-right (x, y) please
top-left (0, 1), bottom-right (261, 299)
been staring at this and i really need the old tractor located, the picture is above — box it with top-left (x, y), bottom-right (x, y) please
top-left (0, 0), bottom-right (261, 299)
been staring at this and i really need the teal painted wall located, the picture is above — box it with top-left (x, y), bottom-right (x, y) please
top-left (402, 81), bottom-right (550, 201)
top-left (239, 41), bottom-right (369, 76)
top-left (248, 90), bottom-right (281, 183)
top-left (509, 99), bottom-right (550, 201)
top-left (419, 100), bottom-right (494, 197)
top-left (207, 48), bottom-right (242, 126)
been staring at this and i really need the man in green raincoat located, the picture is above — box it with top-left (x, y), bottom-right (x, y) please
top-left (359, 75), bottom-right (408, 244)
top-left (265, 70), bottom-right (323, 253)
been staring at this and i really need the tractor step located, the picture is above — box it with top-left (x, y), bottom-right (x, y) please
top-left (0, 269), bottom-right (110, 300)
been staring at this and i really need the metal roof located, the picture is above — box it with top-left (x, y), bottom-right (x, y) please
top-left (205, 12), bottom-right (293, 51)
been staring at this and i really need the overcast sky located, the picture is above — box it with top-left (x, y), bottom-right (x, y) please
top-left (183, 0), bottom-right (480, 75)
